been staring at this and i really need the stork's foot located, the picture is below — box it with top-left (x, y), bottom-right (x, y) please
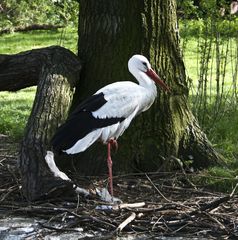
top-left (73, 184), bottom-right (90, 197)
top-left (96, 188), bottom-right (122, 204)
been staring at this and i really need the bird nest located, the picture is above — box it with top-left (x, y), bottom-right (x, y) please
top-left (0, 135), bottom-right (238, 239)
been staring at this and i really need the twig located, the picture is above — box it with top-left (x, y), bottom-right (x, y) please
top-left (145, 174), bottom-right (195, 211)
top-left (230, 182), bottom-right (238, 197)
top-left (203, 212), bottom-right (227, 231)
top-left (96, 202), bottom-right (145, 211)
top-left (171, 222), bottom-right (192, 234)
top-left (39, 222), bottom-right (81, 232)
top-left (0, 185), bottom-right (19, 202)
top-left (170, 156), bottom-right (197, 189)
top-left (117, 202), bottom-right (145, 209)
top-left (116, 212), bottom-right (136, 232)
top-left (145, 173), bottom-right (171, 202)
top-left (0, 154), bottom-right (16, 158)
top-left (188, 189), bottom-right (236, 217)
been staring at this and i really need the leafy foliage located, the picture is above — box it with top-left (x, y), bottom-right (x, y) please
top-left (178, 0), bottom-right (233, 19)
top-left (0, 0), bottom-right (78, 31)
top-left (179, 1), bottom-right (238, 187)
top-left (0, 0), bottom-right (237, 191)
top-left (0, 28), bottom-right (78, 140)
top-left (180, 17), bottom-right (238, 38)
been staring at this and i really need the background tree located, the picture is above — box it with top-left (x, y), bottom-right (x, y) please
top-left (72, 0), bottom-right (222, 176)
top-left (0, 0), bottom-right (78, 33)
top-left (0, 0), bottom-right (223, 200)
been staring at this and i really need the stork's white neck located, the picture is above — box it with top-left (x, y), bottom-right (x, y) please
top-left (130, 69), bottom-right (157, 96)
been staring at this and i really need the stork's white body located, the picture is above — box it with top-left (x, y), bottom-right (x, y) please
top-left (66, 80), bottom-right (157, 154)
top-left (46, 54), bottom-right (169, 199)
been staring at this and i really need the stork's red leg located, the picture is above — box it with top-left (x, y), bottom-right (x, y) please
top-left (107, 139), bottom-right (118, 196)
top-left (107, 141), bottom-right (113, 196)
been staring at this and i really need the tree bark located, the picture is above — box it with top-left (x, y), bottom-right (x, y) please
top-left (0, 1), bottom-right (224, 200)
top-left (72, 0), bottom-right (223, 175)
top-left (0, 46), bottom-right (82, 200)
top-left (0, 46), bottom-right (75, 91)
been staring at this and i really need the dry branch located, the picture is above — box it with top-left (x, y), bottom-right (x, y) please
top-left (116, 212), bottom-right (136, 232)
top-left (0, 143), bottom-right (237, 239)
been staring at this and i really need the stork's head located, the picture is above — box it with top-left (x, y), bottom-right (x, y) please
top-left (128, 55), bottom-right (170, 92)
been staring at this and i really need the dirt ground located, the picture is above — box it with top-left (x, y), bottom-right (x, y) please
top-left (0, 134), bottom-right (237, 239)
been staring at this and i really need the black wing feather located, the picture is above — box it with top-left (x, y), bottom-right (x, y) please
top-left (70, 92), bottom-right (107, 116)
top-left (51, 93), bottom-right (125, 152)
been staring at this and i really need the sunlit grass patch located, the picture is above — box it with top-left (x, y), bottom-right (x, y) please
top-left (0, 87), bottom-right (36, 140)
top-left (0, 27), bottom-right (78, 54)
top-left (0, 27), bottom-right (78, 140)
top-left (0, 24), bottom-right (238, 189)
top-left (182, 37), bottom-right (237, 92)
top-left (194, 167), bottom-right (238, 193)
top-left (180, 25), bottom-right (238, 169)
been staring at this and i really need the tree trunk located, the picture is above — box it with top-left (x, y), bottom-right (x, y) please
top-left (71, 0), bottom-right (223, 175)
top-left (0, 46), bottom-right (82, 200)
top-left (0, 1), bottom-right (223, 200)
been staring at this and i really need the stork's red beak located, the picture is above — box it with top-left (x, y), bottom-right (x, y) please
top-left (146, 68), bottom-right (170, 92)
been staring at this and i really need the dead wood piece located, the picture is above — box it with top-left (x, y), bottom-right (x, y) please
top-left (118, 202), bottom-right (145, 209)
top-left (116, 212), bottom-right (136, 232)
top-left (39, 222), bottom-right (82, 233)
top-left (189, 196), bottom-right (231, 216)
top-left (0, 185), bottom-right (19, 202)
top-left (0, 154), bottom-right (16, 158)
top-left (0, 151), bottom-right (237, 239)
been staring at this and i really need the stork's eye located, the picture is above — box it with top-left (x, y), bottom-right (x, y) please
top-left (142, 62), bottom-right (147, 66)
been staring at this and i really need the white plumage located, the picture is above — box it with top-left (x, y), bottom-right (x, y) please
top-left (46, 54), bottom-right (170, 197)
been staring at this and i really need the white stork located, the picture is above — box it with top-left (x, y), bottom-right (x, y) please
top-left (45, 54), bottom-right (170, 198)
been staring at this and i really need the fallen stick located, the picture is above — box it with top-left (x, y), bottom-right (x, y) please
top-left (39, 222), bottom-right (81, 232)
top-left (145, 173), bottom-right (171, 202)
top-left (189, 182), bottom-right (238, 216)
top-left (96, 202), bottom-right (145, 211)
top-left (116, 212), bottom-right (136, 232)
top-left (117, 202), bottom-right (145, 209)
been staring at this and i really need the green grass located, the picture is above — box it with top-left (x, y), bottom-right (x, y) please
top-left (182, 37), bottom-right (237, 93)
top-left (0, 87), bottom-right (36, 139)
top-left (0, 25), bottom-right (238, 192)
top-left (180, 20), bottom-right (238, 191)
top-left (182, 37), bottom-right (238, 165)
top-left (193, 167), bottom-right (238, 193)
top-left (0, 27), bottom-right (77, 140)
top-left (0, 27), bottom-right (78, 54)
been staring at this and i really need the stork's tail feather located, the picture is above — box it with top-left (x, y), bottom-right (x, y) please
top-left (45, 151), bottom-right (71, 181)
top-left (45, 151), bottom-right (90, 196)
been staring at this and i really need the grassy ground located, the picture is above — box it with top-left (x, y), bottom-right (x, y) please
top-left (182, 37), bottom-right (237, 92)
top-left (0, 27), bottom-right (77, 139)
top-left (181, 37), bottom-right (238, 161)
top-left (0, 88), bottom-right (35, 139)
top-left (0, 28), bottom-right (78, 54)
top-left (0, 26), bottom-right (237, 192)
